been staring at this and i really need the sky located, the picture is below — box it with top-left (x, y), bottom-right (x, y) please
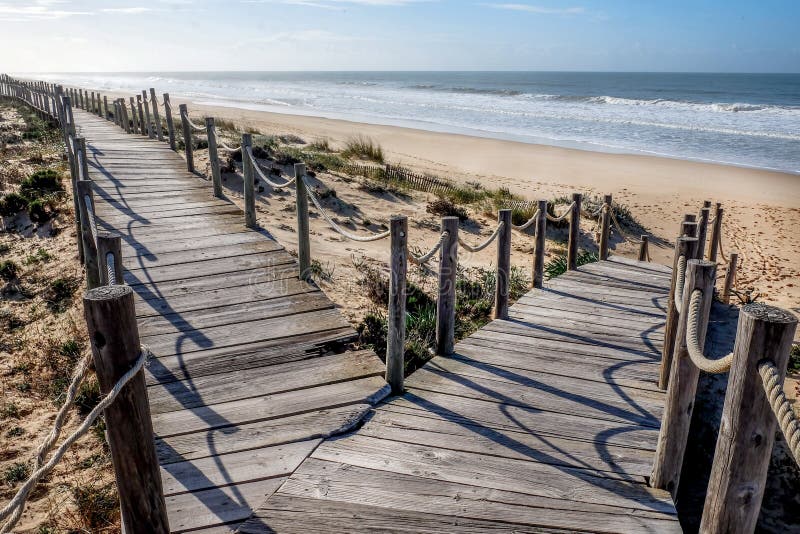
top-left (0, 0), bottom-right (798, 72)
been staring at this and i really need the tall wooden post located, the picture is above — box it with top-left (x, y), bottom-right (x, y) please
top-left (435, 217), bottom-right (459, 355)
top-left (697, 205), bottom-right (711, 260)
top-left (129, 97), bottom-right (139, 135)
top-left (493, 209), bottom-right (512, 319)
top-left (103, 95), bottom-right (109, 120)
top-left (241, 134), bottom-right (256, 228)
top-left (722, 252), bottom-right (739, 304)
top-left (137, 96), bottom-right (146, 137)
top-left (77, 137), bottom-right (90, 183)
top-left (83, 285), bottom-right (170, 534)
top-left (533, 199), bottom-right (547, 289)
top-left (206, 117), bottom-right (222, 198)
top-left (90, 92), bottom-right (96, 114)
top-left (97, 232), bottom-right (124, 286)
top-left (700, 304), bottom-right (797, 534)
top-left (163, 94), bottom-right (176, 150)
top-left (387, 215), bottom-right (408, 394)
top-left (294, 163), bottom-right (310, 278)
top-left (567, 193), bottom-right (582, 270)
top-left (599, 194), bottom-right (612, 260)
top-left (142, 90), bottom-right (153, 139)
top-left (179, 104), bottom-right (194, 172)
top-left (149, 88), bottom-right (163, 141)
top-left (659, 236), bottom-right (698, 389)
top-left (77, 180), bottom-right (101, 290)
top-left (121, 102), bottom-right (131, 134)
top-left (638, 235), bottom-right (649, 261)
top-left (651, 259), bottom-right (716, 496)
top-left (708, 204), bottom-right (723, 262)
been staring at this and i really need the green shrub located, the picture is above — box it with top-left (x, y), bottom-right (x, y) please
top-left (28, 198), bottom-right (54, 222)
top-left (342, 135), bottom-right (384, 163)
top-left (789, 344), bottom-right (800, 373)
top-left (309, 138), bottom-right (332, 151)
top-left (426, 198), bottom-right (468, 221)
top-left (72, 482), bottom-right (119, 529)
top-left (3, 462), bottom-right (30, 486)
top-left (0, 193), bottom-right (28, 216)
top-left (19, 169), bottom-right (63, 199)
top-left (0, 260), bottom-right (19, 281)
top-left (24, 247), bottom-right (53, 265)
top-left (544, 251), bottom-right (599, 279)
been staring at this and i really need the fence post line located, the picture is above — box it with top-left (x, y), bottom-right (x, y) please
top-left (206, 117), bottom-right (222, 198)
top-left (493, 209), bottom-right (513, 319)
top-left (112, 101), bottom-right (118, 126)
top-left (699, 304), bottom-right (797, 534)
top-left (533, 199), bottom-right (547, 289)
top-left (90, 92), bottom-right (95, 114)
top-left (241, 134), bottom-right (256, 228)
top-left (78, 137), bottom-right (90, 184)
top-left (122, 102), bottom-right (132, 134)
top-left (129, 97), bottom-right (139, 135)
top-left (142, 90), bottom-right (153, 138)
top-left (651, 259), bottom-right (716, 497)
top-left (103, 95), bottom-right (108, 120)
top-left (163, 93), bottom-right (176, 150)
top-left (566, 193), bottom-right (582, 270)
top-left (638, 235), bottom-right (649, 262)
top-left (293, 162), bottom-right (311, 279)
top-left (722, 252), bottom-right (739, 304)
top-left (83, 285), bottom-right (171, 533)
top-left (659, 236), bottom-right (699, 390)
top-left (149, 88), bottom-right (163, 141)
top-left (76, 180), bottom-right (101, 290)
top-left (599, 193), bottom-right (612, 260)
top-left (179, 104), bottom-right (194, 172)
top-left (436, 217), bottom-right (459, 355)
top-left (697, 204), bottom-right (711, 260)
top-left (708, 203), bottom-right (723, 262)
top-left (387, 215), bottom-right (408, 394)
top-left (97, 232), bottom-right (124, 285)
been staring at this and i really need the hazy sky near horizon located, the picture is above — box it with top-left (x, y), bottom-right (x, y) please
top-left (1, 0), bottom-right (798, 72)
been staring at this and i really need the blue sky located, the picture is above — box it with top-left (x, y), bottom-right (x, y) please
top-left (1, 0), bottom-right (798, 72)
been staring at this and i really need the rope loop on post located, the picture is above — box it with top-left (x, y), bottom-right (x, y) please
top-left (545, 201), bottom-right (575, 223)
top-left (609, 207), bottom-right (644, 245)
top-left (409, 231), bottom-right (448, 265)
top-left (302, 176), bottom-right (391, 242)
top-left (458, 222), bottom-right (504, 252)
top-left (246, 146), bottom-right (298, 188)
top-left (674, 255), bottom-right (687, 313)
top-left (511, 208), bottom-right (541, 231)
top-left (685, 289), bottom-right (734, 374)
top-left (0, 347), bottom-right (152, 533)
top-left (181, 109), bottom-right (206, 132)
top-left (758, 360), bottom-right (800, 466)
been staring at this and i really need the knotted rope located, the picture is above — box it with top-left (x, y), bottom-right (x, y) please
top-left (0, 348), bottom-right (151, 534)
top-left (511, 208), bottom-right (541, 231)
top-left (685, 289), bottom-right (734, 374)
top-left (758, 360), bottom-right (800, 466)
top-left (303, 177), bottom-right (390, 242)
top-left (458, 222), bottom-right (504, 253)
top-left (546, 201), bottom-right (575, 223)
top-left (609, 208), bottom-right (644, 245)
top-left (674, 255), bottom-right (687, 313)
top-left (409, 232), bottom-right (448, 266)
top-left (181, 110), bottom-right (206, 132)
top-left (105, 252), bottom-right (117, 285)
top-left (246, 146), bottom-right (298, 188)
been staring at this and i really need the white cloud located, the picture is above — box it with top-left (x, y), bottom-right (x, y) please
top-left (482, 3), bottom-right (585, 15)
top-left (100, 7), bottom-right (156, 14)
top-left (0, 1), bottom-right (91, 20)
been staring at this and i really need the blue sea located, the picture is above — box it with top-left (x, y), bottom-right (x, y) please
top-left (37, 71), bottom-right (800, 173)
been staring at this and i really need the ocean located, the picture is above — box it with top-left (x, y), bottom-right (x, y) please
top-left (36, 71), bottom-right (800, 173)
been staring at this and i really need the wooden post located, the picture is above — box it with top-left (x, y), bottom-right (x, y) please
top-left (83, 285), bottom-right (170, 533)
top-left (179, 104), bottom-right (194, 172)
top-left (699, 304), bottom-right (797, 534)
top-left (651, 259), bottom-right (716, 496)
top-left (659, 236), bottom-right (699, 390)
top-left (436, 217), bottom-right (459, 355)
top-left (708, 204), bottom-right (723, 262)
top-left (240, 134), bottom-right (256, 228)
top-left (566, 193), bottom-right (582, 270)
top-left (97, 232), bottom-right (124, 285)
top-left (77, 137), bottom-right (90, 183)
top-left (387, 215), bottom-right (408, 394)
top-left (129, 97), bottom-right (139, 135)
top-left (493, 209), bottom-right (512, 319)
top-left (206, 117), bottom-right (222, 198)
top-left (638, 235), bottom-right (649, 262)
top-left (599, 194), bottom-right (612, 260)
top-left (121, 102), bottom-right (132, 134)
top-left (136, 96), bottom-right (146, 137)
top-left (294, 162), bottom-right (311, 278)
top-left (697, 205), bottom-right (711, 260)
top-left (76, 180), bottom-right (101, 290)
top-left (112, 101), bottom-right (119, 126)
top-left (149, 88), bottom-right (163, 141)
top-left (722, 252), bottom-right (739, 304)
top-left (533, 199), bottom-right (547, 289)
top-left (163, 93), bottom-right (176, 150)
top-left (90, 92), bottom-right (95, 114)
top-left (103, 95), bottom-right (108, 120)
top-left (142, 90), bottom-right (153, 139)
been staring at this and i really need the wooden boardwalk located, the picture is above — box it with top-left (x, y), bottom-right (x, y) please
top-left (239, 257), bottom-right (681, 533)
top-left (74, 108), bottom-right (680, 533)
top-left (73, 110), bottom-right (391, 532)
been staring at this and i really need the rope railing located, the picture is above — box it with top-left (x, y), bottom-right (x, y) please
top-left (246, 146), bottom-right (298, 188)
top-left (673, 255), bottom-right (687, 313)
top-left (458, 221), bottom-right (504, 253)
top-left (511, 208), bottom-right (541, 231)
top-left (545, 201), bottom-right (575, 223)
top-left (106, 251), bottom-right (118, 285)
top-left (0, 348), bottom-right (151, 534)
top-left (758, 360), bottom-right (800, 466)
top-left (182, 110), bottom-right (206, 132)
top-left (609, 207), bottom-right (645, 245)
top-left (409, 231), bottom-right (448, 266)
top-left (303, 176), bottom-right (391, 242)
top-left (685, 289), bottom-right (734, 373)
